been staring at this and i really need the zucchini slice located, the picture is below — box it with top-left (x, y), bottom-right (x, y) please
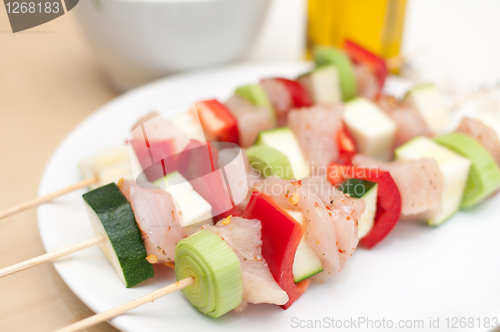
top-left (256, 127), bottom-right (309, 179)
top-left (403, 83), bottom-right (450, 134)
top-left (83, 183), bottom-right (154, 287)
top-left (297, 65), bottom-right (342, 105)
top-left (340, 179), bottom-right (378, 239)
top-left (434, 133), bottom-right (500, 208)
top-left (313, 46), bottom-right (357, 101)
top-left (343, 97), bottom-right (397, 161)
top-left (246, 145), bottom-right (293, 180)
top-left (395, 136), bottom-right (471, 226)
top-left (286, 210), bottom-right (323, 283)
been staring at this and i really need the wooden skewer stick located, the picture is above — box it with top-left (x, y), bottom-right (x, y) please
top-left (55, 277), bottom-right (195, 332)
top-left (0, 175), bottom-right (98, 220)
top-left (0, 235), bottom-right (105, 278)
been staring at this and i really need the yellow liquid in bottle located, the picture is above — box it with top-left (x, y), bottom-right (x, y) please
top-left (307, 0), bottom-right (407, 71)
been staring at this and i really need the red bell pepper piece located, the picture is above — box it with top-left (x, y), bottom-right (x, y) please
top-left (337, 121), bottom-right (357, 165)
top-left (327, 164), bottom-right (401, 249)
top-left (272, 78), bottom-right (313, 108)
top-left (344, 40), bottom-right (388, 92)
top-left (195, 99), bottom-right (239, 145)
top-left (242, 192), bottom-right (310, 309)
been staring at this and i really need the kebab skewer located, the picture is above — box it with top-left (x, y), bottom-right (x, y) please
top-left (3, 85), bottom-right (500, 331)
top-left (0, 40), bottom-right (485, 222)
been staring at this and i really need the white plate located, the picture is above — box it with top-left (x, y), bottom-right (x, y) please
top-left (38, 63), bottom-right (500, 332)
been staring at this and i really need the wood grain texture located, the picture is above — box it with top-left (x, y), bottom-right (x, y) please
top-left (0, 235), bottom-right (104, 278)
top-left (55, 278), bottom-right (194, 332)
top-left (0, 8), bottom-right (119, 332)
top-left (0, 176), bottom-right (98, 220)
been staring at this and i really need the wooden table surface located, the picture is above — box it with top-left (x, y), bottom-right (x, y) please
top-left (0, 9), bottom-right (120, 332)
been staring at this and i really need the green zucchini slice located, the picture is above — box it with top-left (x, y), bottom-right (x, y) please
top-left (246, 144), bottom-right (293, 180)
top-left (341, 179), bottom-right (378, 238)
top-left (313, 46), bottom-right (357, 101)
top-left (82, 183), bottom-right (154, 288)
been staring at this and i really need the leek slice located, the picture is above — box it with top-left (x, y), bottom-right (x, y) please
top-left (175, 230), bottom-right (242, 318)
top-left (434, 133), bottom-right (500, 208)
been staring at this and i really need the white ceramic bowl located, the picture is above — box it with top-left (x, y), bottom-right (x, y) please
top-left (74, 0), bottom-right (271, 91)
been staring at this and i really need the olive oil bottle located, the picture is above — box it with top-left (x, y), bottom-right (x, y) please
top-left (306, 0), bottom-right (407, 64)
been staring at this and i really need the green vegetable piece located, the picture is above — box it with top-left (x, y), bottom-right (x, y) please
top-left (340, 179), bottom-right (378, 239)
top-left (247, 145), bottom-right (293, 180)
top-left (297, 65), bottom-right (341, 104)
top-left (434, 133), bottom-right (500, 209)
top-left (313, 46), bottom-right (357, 101)
top-left (235, 84), bottom-right (271, 108)
top-left (235, 84), bottom-right (276, 126)
top-left (286, 210), bottom-right (324, 282)
top-left (175, 230), bottom-right (243, 318)
top-left (255, 127), bottom-right (309, 179)
top-left (402, 83), bottom-right (449, 133)
top-left (395, 136), bottom-right (471, 226)
top-left (83, 183), bottom-right (154, 288)
top-left (340, 178), bottom-right (377, 199)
